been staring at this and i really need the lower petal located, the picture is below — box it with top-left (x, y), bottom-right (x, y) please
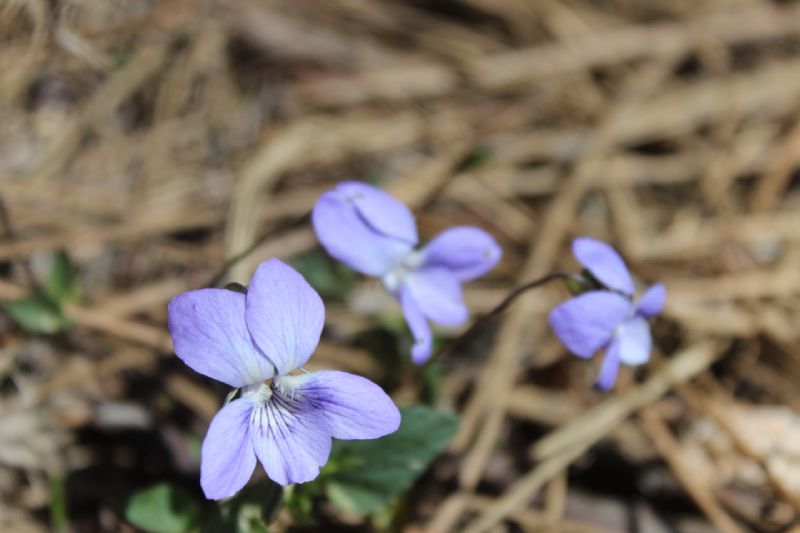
top-left (406, 268), bottom-right (468, 326)
top-left (616, 316), bottom-right (652, 366)
top-left (279, 371), bottom-right (400, 440)
top-left (595, 343), bottom-right (621, 391)
top-left (250, 388), bottom-right (332, 486)
top-left (400, 287), bottom-right (433, 364)
top-left (200, 398), bottom-right (257, 500)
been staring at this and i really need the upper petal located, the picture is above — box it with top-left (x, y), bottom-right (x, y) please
top-left (312, 188), bottom-right (414, 276)
top-left (636, 283), bottom-right (666, 318)
top-left (335, 182), bottom-right (418, 244)
top-left (168, 289), bottom-right (275, 387)
top-left (279, 371), bottom-right (400, 440)
top-left (400, 286), bottom-right (433, 364)
top-left (572, 237), bottom-right (635, 296)
top-left (200, 398), bottom-right (257, 500)
top-left (548, 291), bottom-right (631, 358)
top-left (405, 268), bottom-right (468, 327)
top-left (245, 259), bottom-right (325, 376)
top-left (421, 226), bottom-right (502, 282)
top-left (250, 386), bottom-right (332, 486)
top-left (616, 316), bottom-right (652, 366)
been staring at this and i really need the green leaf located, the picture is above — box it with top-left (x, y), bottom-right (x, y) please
top-left (4, 293), bottom-right (70, 334)
top-left (125, 483), bottom-right (200, 533)
top-left (419, 362), bottom-right (444, 406)
top-left (290, 251), bottom-right (356, 301)
top-left (202, 478), bottom-right (282, 533)
top-left (45, 250), bottom-right (79, 305)
top-left (48, 475), bottom-right (68, 533)
top-left (322, 405), bottom-right (459, 515)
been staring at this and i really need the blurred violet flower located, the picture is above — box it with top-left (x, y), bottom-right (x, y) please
top-left (548, 237), bottom-right (666, 391)
top-left (168, 259), bottom-right (400, 499)
top-left (312, 182), bottom-right (502, 364)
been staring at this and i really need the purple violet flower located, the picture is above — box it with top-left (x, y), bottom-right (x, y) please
top-left (167, 259), bottom-right (401, 499)
top-left (548, 237), bottom-right (666, 391)
top-left (311, 182), bottom-right (502, 364)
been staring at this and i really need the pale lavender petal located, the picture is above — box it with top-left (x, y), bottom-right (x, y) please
top-left (200, 398), bottom-right (257, 500)
top-left (548, 291), bottom-right (631, 358)
top-left (250, 387), bottom-right (332, 486)
top-left (636, 283), bottom-right (666, 318)
top-left (279, 371), bottom-right (400, 440)
top-left (312, 189), bottom-right (414, 276)
top-left (616, 316), bottom-right (652, 366)
top-left (336, 182), bottom-right (418, 244)
top-left (406, 268), bottom-right (468, 326)
top-left (168, 289), bottom-right (275, 387)
top-left (421, 226), bottom-right (502, 281)
top-left (572, 237), bottom-right (635, 296)
top-left (245, 259), bottom-right (324, 376)
top-left (595, 341), bottom-right (621, 391)
top-left (400, 286), bottom-right (433, 364)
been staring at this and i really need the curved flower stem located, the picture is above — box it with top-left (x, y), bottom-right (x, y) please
top-left (427, 272), bottom-right (576, 366)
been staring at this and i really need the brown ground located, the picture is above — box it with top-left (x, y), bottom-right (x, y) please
top-left (1, 0), bottom-right (800, 531)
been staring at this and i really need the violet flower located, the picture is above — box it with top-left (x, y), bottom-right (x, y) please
top-left (548, 237), bottom-right (666, 390)
top-left (168, 259), bottom-right (400, 499)
top-left (311, 182), bottom-right (502, 364)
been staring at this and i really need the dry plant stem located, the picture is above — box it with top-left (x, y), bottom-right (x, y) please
top-left (430, 272), bottom-right (573, 366)
top-left (205, 219), bottom-right (307, 288)
top-left (639, 406), bottom-right (744, 533)
top-left (466, 494), bottom-right (614, 533)
top-left (462, 341), bottom-right (724, 533)
top-left (530, 342), bottom-right (725, 461)
top-left (679, 380), bottom-right (800, 513)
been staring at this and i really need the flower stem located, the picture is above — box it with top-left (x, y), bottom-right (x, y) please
top-left (428, 272), bottom-right (575, 365)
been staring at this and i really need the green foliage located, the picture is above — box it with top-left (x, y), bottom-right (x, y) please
top-left (283, 484), bottom-right (320, 527)
top-left (320, 405), bottom-right (459, 516)
top-left (49, 475), bottom-right (68, 533)
top-left (202, 478), bottom-right (283, 533)
top-left (44, 250), bottom-right (79, 304)
top-left (126, 484), bottom-right (201, 533)
top-left (419, 362), bottom-right (444, 406)
top-left (565, 269), bottom-right (607, 296)
top-left (290, 250), bottom-right (357, 301)
top-left (5, 293), bottom-right (70, 334)
top-left (125, 479), bottom-right (283, 533)
top-left (3, 250), bottom-right (79, 334)
top-left (454, 145), bottom-right (492, 173)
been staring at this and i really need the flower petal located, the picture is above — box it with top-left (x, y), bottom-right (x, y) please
top-left (636, 283), bottom-right (666, 318)
top-left (168, 289), bottom-right (275, 387)
top-left (595, 341), bottom-right (621, 391)
top-left (421, 226), bottom-right (502, 281)
top-left (245, 259), bottom-right (325, 376)
top-left (572, 237), bottom-right (635, 296)
top-left (200, 398), bottom-right (257, 500)
top-left (548, 291), bottom-right (631, 358)
top-left (616, 316), bottom-right (652, 366)
top-left (279, 371), bottom-right (400, 440)
top-left (406, 268), bottom-right (468, 326)
top-left (250, 388), bottom-right (332, 486)
top-left (312, 188), bottom-right (414, 276)
top-left (400, 286), bottom-right (433, 364)
top-left (335, 182), bottom-right (418, 244)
